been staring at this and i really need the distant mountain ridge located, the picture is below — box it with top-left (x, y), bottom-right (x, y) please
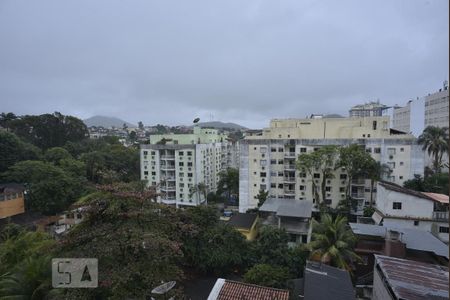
top-left (84, 116), bottom-right (136, 128)
top-left (192, 121), bottom-right (247, 130)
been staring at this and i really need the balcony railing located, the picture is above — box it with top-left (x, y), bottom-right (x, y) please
top-left (161, 155), bottom-right (175, 160)
top-left (284, 165), bottom-right (296, 170)
top-left (351, 193), bottom-right (365, 199)
top-left (351, 178), bottom-right (366, 185)
top-left (283, 177), bottom-right (296, 183)
top-left (433, 211), bottom-right (449, 221)
top-left (160, 165), bottom-right (176, 170)
top-left (284, 153), bottom-right (296, 158)
top-left (160, 186), bottom-right (176, 191)
top-left (284, 190), bottom-right (296, 195)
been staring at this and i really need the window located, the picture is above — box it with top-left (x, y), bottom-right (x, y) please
top-left (271, 147), bottom-right (277, 152)
top-left (278, 160), bottom-right (284, 164)
top-left (299, 173), bottom-right (306, 178)
top-left (393, 202), bottom-right (402, 210)
top-left (188, 162), bottom-right (193, 167)
top-left (372, 120), bottom-right (377, 130)
top-left (179, 162), bottom-right (184, 166)
top-left (260, 147), bottom-right (267, 153)
top-left (260, 172), bottom-right (266, 177)
top-left (271, 183), bottom-right (276, 188)
top-left (254, 147), bottom-right (257, 150)
top-left (439, 226), bottom-right (449, 233)
top-left (278, 147), bottom-right (284, 152)
top-left (387, 148), bottom-right (396, 155)
top-left (366, 148), bottom-right (372, 153)
top-left (260, 160), bottom-right (267, 166)
top-left (188, 173), bottom-right (193, 177)
top-left (340, 187), bottom-right (345, 192)
top-left (151, 172), bottom-right (156, 176)
top-left (300, 147), bottom-right (307, 152)
top-left (324, 199), bottom-right (332, 205)
top-left (143, 151), bottom-right (148, 155)
top-left (144, 171), bottom-right (148, 175)
top-left (325, 186), bottom-right (331, 192)
top-left (151, 151), bottom-right (156, 155)
top-left (400, 148), bottom-right (404, 152)
top-left (187, 151), bottom-right (192, 156)
top-left (374, 147), bottom-right (381, 154)
top-left (313, 173), bottom-right (320, 178)
top-left (278, 172), bottom-right (284, 177)
top-left (270, 159), bottom-right (277, 165)
top-left (340, 174), bottom-right (347, 179)
top-left (270, 171), bottom-right (276, 176)
top-left (299, 185), bottom-right (305, 190)
top-left (413, 220), bottom-right (419, 226)
top-left (179, 151), bottom-right (184, 155)
top-left (278, 184), bottom-right (283, 189)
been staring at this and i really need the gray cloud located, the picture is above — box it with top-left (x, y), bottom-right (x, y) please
top-left (0, 0), bottom-right (448, 128)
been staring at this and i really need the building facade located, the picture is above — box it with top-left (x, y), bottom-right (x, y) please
top-left (392, 101), bottom-right (412, 133)
top-left (424, 82), bottom-right (449, 129)
top-left (373, 181), bottom-right (449, 243)
top-left (0, 184), bottom-right (25, 219)
top-left (239, 116), bottom-right (424, 214)
top-left (349, 101), bottom-right (390, 117)
top-left (140, 127), bottom-right (236, 207)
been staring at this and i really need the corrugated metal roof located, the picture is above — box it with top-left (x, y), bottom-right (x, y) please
top-left (375, 255), bottom-right (449, 300)
top-left (259, 198), bottom-right (312, 218)
top-left (379, 181), bottom-right (449, 204)
top-left (350, 223), bottom-right (449, 259)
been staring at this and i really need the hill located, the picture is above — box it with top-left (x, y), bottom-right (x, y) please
top-left (84, 116), bottom-right (136, 128)
top-left (193, 121), bottom-right (247, 130)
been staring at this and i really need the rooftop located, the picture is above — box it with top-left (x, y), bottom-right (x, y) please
top-left (301, 261), bottom-right (355, 300)
top-left (259, 198), bottom-right (312, 218)
top-left (378, 181), bottom-right (449, 204)
top-left (208, 279), bottom-right (289, 300)
top-left (227, 213), bottom-right (257, 230)
top-left (349, 223), bottom-right (449, 259)
top-left (0, 183), bottom-right (25, 195)
top-left (375, 255), bottom-right (449, 300)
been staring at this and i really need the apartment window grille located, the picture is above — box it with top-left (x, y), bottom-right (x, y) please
top-left (374, 148), bottom-right (381, 154)
top-left (340, 174), bottom-right (347, 179)
top-left (271, 183), bottom-right (276, 188)
top-left (151, 172), bottom-right (156, 175)
top-left (278, 148), bottom-right (284, 152)
top-left (439, 227), bottom-right (449, 233)
top-left (143, 151), bottom-right (148, 155)
top-left (313, 173), bottom-right (320, 178)
top-left (144, 171), bottom-right (149, 175)
top-left (270, 159), bottom-right (277, 165)
top-left (278, 184), bottom-right (283, 189)
top-left (179, 151), bottom-right (184, 155)
top-left (271, 148), bottom-right (277, 152)
top-left (260, 172), bottom-right (266, 177)
top-left (300, 147), bottom-right (307, 153)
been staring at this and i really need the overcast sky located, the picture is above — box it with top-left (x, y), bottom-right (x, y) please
top-left (0, 0), bottom-right (448, 128)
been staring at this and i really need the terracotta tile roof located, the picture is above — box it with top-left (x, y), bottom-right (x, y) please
top-left (421, 192), bottom-right (449, 204)
top-left (379, 181), bottom-right (449, 204)
top-left (210, 279), bottom-right (289, 300)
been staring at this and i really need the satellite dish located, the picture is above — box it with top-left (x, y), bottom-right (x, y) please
top-left (193, 118), bottom-right (200, 123)
top-left (151, 281), bottom-right (176, 294)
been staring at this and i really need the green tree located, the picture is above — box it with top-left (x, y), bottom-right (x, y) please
top-left (2, 160), bottom-right (84, 214)
top-left (403, 173), bottom-right (449, 195)
top-left (417, 126), bottom-right (449, 173)
top-left (249, 227), bottom-right (290, 267)
top-left (243, 264), bottom-right (290, 289)
top-left (337, 144), bottom-right (376, 214)
top-left (189, 182), bottom-right (208, 205)
top-left (0, 112), bottom-right (18, 131)
top-left (0, 131), bottom-right (41, 173)
top-left (256, 189), bottom-right (269, 208)
top-left (365, 161), bottom-right (391, 208)
top-left (217, 168), bottom-right (239, 203)
top-left (308, 214), bottom-right (360, 270)
top-left (8, 112), bottom-right (88, 149)
top-left (44, 147), bottom-right (73, 164)
top-left (297, 146), bottom-right (339, 206)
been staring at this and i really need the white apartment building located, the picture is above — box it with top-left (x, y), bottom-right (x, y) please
top-left (239, 116), bottom-right (424, 215)
top-left (373, 181), bottom-right (449, 243)
top-left (140, 127), bottom-right (236, 207)
top-left (424, 82), bottom-right (449, 129)
top-left (392, 101), bottom-right (412, 133)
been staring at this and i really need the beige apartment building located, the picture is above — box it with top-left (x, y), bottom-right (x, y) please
top-left (424, 82), bottom-right (449, 129)
top-left (239, 116), bottom-right (424, 215)
top-left (141, 127), bottom-right (237, 207)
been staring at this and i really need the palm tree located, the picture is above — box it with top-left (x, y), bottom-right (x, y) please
top-left (366, 161), bottom-right (391, 208)
top-left (189, 183), bottom-right (208, 205)
top-left (308, 214), bottom-right (360, 270)
top-left (418, 126), bottom-right (449, 174)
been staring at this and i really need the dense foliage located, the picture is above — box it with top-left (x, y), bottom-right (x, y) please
top-left (417, 126), bottom-right (449, 173)
top-left (403, 173), bottom-right (449, 195)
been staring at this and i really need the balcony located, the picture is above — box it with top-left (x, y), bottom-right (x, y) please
top-left (284, 164), bottom-right (296, 171)
top-left (160, 165), bottom-right (175, 171)
top-left (351, 178), bottom-right (366, 185)
top-left (283, 177), bottom-right (296, 183)
top-left (433, 211), bottom-right (449, 221)
top-left (284, 152), bottom-right (296, 158)
top-left (160, 185), bottom-right (176, 192)
top-left (284, 189), bottom-right (296, 195)
top-left (161, 155), bottom-right (175, 160)
top-left (351, 193), bottom-right (365, 199)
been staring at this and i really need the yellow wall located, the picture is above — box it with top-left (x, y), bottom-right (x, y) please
top-left (0, 194), bottom-right (25, 218)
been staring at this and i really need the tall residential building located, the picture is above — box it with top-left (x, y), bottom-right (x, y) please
top-left (392, 101), bottom-right (412, 133)
top-left (391, 97), bottom-right (425, 137)
top-left (140, 127), bottom-right (237, 207)
top-left (424, 82), bottom-right (449, 129)
top-left (239, 116), bottom-right (424, 214)
top-left (349, 101), bottom-right (390, 117)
